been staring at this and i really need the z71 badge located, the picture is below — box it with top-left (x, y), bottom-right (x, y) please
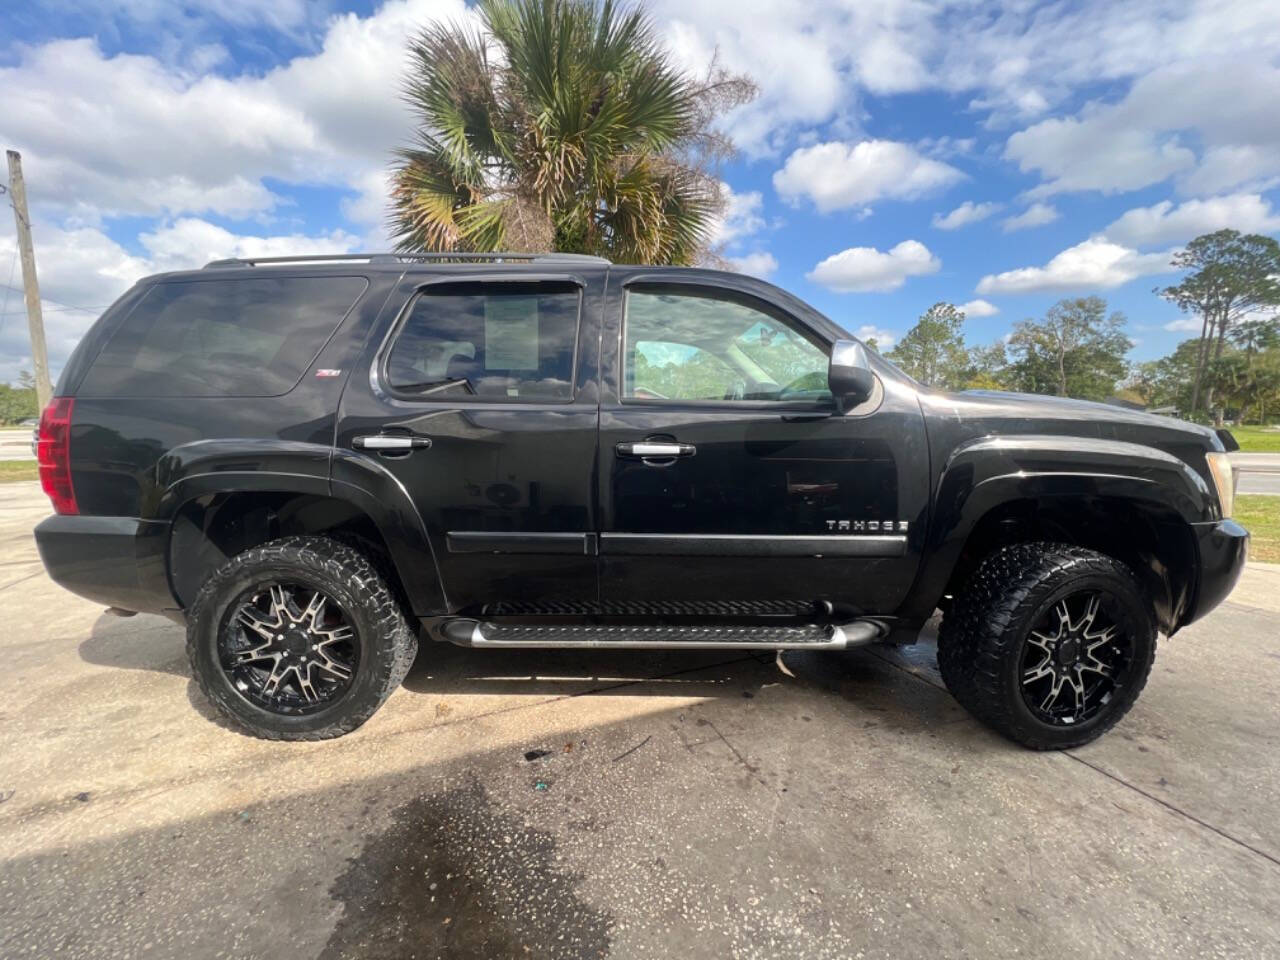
top-left (826, 519), bottom-right (909, 533)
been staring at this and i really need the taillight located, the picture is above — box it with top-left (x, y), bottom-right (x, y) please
top-left (37, 397), bottom-right (77, 515)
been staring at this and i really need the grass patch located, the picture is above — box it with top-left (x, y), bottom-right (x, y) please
top-left (1235, 494), bottom-right (1280, 563)
top-left (1225, 425), bottom-right (1280, 452)
top-left (0, 461), bottom-right (37, 483)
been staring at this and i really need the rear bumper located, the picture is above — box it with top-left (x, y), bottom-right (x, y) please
top-left (34, 515), bottom-right (178, 618)
top-left (1185, 518), bottom-right (1249, 626)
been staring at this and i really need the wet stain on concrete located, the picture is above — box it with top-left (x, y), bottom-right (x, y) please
top-left (320, 781), bottom-right (612, 959)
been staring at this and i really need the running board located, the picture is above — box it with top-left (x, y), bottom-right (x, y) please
top-left (439, 620), bottom-right (886, 650)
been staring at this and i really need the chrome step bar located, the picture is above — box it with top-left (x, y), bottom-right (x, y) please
top-left (439, 620), bottom-right (885, 650)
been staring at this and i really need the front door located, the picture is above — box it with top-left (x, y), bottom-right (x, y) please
top-left (596, 272), bottom-right (929, 615)
top-left (336, 268), bottom-right (604, 614)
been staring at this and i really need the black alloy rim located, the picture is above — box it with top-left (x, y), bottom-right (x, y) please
top-left (1019, 591), bottom-right (1132, 726)
top-left (218, 582), bottom-right (359, 715)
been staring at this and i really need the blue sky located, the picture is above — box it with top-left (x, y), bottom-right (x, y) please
top-left (2, 0), bottom-right (1279, 382)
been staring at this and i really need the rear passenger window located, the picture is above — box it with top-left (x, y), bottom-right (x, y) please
top-left (79, 276), bottom-right (368, 398)
top-left (385, 282), bottom-right (580, 402)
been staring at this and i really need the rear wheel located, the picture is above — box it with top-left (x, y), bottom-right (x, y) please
top-left (938, 543), bottom-right (1156, 750)
top-left (187, 536), bottom-right (416, 740)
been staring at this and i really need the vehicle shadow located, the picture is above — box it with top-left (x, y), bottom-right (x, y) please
top-left (76, 612), bottom-right (188, 678)
top-left (399, 641), bottom-right (779, 699)
top-left (74, 610), bottom-right (958, 738)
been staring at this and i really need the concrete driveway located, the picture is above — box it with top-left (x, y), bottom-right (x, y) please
top-left (1, 480), bottom-right (1278, 960)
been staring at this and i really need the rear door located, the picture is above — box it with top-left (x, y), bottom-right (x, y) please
top-left (335, 267), bottom-right (605, 614)
top-left (596, 270), bottom-right (929, 614)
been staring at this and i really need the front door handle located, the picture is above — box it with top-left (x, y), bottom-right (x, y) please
top-left (616, 441), bottom-right (695, 459)
top-left (353, 434), bottom-right (432, 451)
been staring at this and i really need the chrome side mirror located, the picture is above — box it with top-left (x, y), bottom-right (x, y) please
top-left (828, 339), bottom-right (876, 409)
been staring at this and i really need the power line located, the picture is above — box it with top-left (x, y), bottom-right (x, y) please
top-left (0, 282), bottom-right (108, 315)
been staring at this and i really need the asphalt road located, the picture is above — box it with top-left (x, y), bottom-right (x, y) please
top-left (0, 429), bottom-right (35, 462)
top-left (1, 480), bottom-right (1279, 959)
top-left (1239, 471), bottom-right (1280, 495)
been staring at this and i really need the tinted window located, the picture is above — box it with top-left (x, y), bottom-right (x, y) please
top-left (80, 276), bottom-right (367, 398)
top-left (386, 282), bottom-right (580, 402)
top-left (625, 288), bottom-right (831, 403)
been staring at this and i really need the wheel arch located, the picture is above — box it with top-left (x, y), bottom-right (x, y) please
top-left (902, 435), bottom-right (1214, 634)
top-left (157, 441), bottom-right (446, 615)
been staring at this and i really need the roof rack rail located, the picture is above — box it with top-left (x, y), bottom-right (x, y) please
top-left (202, 252), bottom-right (612, 269)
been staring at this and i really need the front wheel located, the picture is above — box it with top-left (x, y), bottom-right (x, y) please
top-left (938, 543), bottom-right (1156, 750)
top-left (186, 536), bottom-right (416, 740)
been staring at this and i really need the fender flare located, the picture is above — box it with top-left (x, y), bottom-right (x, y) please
top-left (898, 434), bottom-right (1215, 622)
top-left (155, 439), bottom-right (447, 613)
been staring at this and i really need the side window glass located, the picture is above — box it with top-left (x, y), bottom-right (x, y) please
top-left (624, 288), bottom-right (831, 403)
top-left (79, 276), bottom-right (368, 398)
top-left (632, 341), bottom-right (738, 401)
top-left (386, 282), bottom-right (580, 402)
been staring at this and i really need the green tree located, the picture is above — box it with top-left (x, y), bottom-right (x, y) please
top-left (1006, 297), bottom-right (1131, 400)
top-left (390, 0), bottom-right (755, 263)
top-left (1157, 229), bottom-right (1280, 419)
top-left (886, 302), bottom-right (971, 389)
top-left (962, 341), bottom-right (1009, 390)
top-left (0, 371), bottom-right (39, 425)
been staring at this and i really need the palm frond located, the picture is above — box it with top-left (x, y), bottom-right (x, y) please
top-left (390, 0), bottom-right (755, 265)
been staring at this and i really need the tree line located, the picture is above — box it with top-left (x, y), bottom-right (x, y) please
top-left (880, 297), bottom-right (1130, 401)
top-left (884, 229), bottom-right (1280, 424)
top-left (0, 371), bottom-right (38, 425)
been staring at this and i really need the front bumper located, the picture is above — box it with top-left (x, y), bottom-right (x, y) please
top-left (34, 515), bottom-right (177, 618)
top-left (1186, 518), bottom-right (1249, 626)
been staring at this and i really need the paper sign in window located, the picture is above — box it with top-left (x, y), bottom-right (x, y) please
top-left (484, 297), bottom-right (539, 370)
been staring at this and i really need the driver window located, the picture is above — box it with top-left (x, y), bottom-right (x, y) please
top-left (623, 288), bottom-right (831, 403)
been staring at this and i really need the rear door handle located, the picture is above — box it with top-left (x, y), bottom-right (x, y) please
top-left (353, 434), bottom-right (432, 451)
top-left (616, 441), bottom-right (695, 459)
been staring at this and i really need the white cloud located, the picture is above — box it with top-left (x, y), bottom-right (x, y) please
top-left (959, 298), bottom-right (1000, 317)
top-left (932, 201), bottom-right (1001, 231)
top-left (1103, 193), bottom-right (1280, 248)
top-left (852, 325), bottom-right (897, 350)
top-left (726, 252), bottom-right (779, 277)
top-left (1005, 58), bottom-right (1280, 198)
top-left (709, 185), bottom-right (767, 248)
top-left (1001, 202), bottom-right (1060, 232)
top-left (976, 237), bottom-right (1177, 295)
top-left (807, 240), bottom-right (941, 293)
top-left (653, 0), bottom-right (1280, 154)
top-left (0, 218), bottom-right (361, 382)
top-left (0, 1), bottom-right (473, 223)
top-left (138, 219), bottom-right (362, 273)
top-left (1164, 305), bottom-right (1278, 333)
top-left (774, 140), bottom-right (964, 214)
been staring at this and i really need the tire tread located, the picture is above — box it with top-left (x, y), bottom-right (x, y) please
top-left (186, 536), bottom-right (416, 741)
top-left (938, 542), bottom-right (1156, 750)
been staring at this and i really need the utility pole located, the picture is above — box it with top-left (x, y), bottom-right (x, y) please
top-left (6, 150), bottom-right (52, 409)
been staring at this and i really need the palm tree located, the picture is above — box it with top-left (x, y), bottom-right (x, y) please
top-left (390, 0), bottom-right (754, 264)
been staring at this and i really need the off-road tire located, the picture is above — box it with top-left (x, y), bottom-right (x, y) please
top-left (937, 542), bottom-right (1156, 750)
top-left (187, 536), bottom-right (416, 740)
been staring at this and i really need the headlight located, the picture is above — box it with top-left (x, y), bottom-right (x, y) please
top-left (1206, 451), bottom-right (1236, 519)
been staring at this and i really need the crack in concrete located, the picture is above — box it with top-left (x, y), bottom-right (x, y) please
top-left (0, 570), bottom-right (44, 593)
top-left (1064, 751), bottom-right (1280, 870)
top-left (864, 646), bottom-right (1280, 873)
top-left (699, 716), bottom-right (773, 789)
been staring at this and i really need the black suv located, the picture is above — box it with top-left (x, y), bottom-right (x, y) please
top-left (34, 253), bottom-right (1248, 748)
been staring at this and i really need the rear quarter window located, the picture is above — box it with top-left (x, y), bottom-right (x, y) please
top-left (78, 276), bottom-right (368, 398)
